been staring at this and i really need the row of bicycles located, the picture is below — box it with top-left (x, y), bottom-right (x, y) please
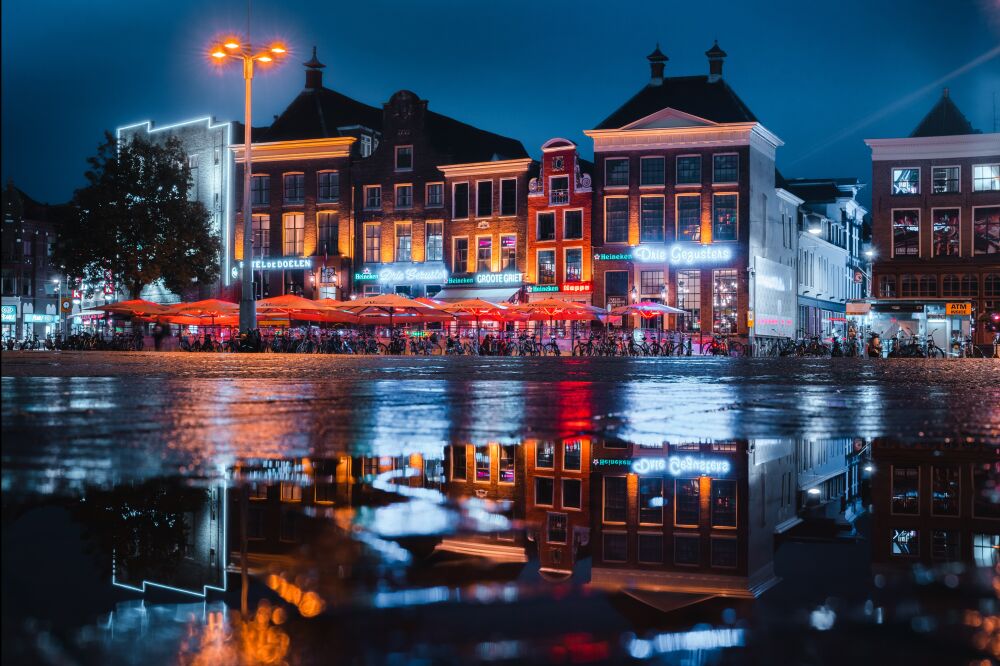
top-left (3, 332), bottom-right (145, 352)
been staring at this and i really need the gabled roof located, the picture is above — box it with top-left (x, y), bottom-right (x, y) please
top-left (783, 177), bottom-right (864, 204)
top-left (424, 110), bottom-right (528, 163)
top-left (261, 86), bottom-right (382, 142)
top-left (594, 75), bottom-right (757, 130)
top-left (909, 89), bottom-right (978, 138)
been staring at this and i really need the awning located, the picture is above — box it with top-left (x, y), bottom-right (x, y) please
top-left (433, 286), bottom-right (521, 303)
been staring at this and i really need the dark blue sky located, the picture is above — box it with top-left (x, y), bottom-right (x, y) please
top-left (3, 0), bottom-right (999, 207)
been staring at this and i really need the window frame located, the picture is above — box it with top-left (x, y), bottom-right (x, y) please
top-left (639, 194), bottom-right (665, 243)
top-left (535, 476), bottom-right (555, 507)
top-left (317, 211), bottom-right (338, 257)
top-left (712, 153), bottom-right (739, 185)
top-left (498, 444), bottom-right (516, 484)
top-left (426, 220), bottom-right (444, 262)
top-left (602, 475), bottom-right (628, 525)
top-left (250, 174), bottom-right (270, 207)
top-left (637, 533), bottom-right (664, 564)
top-left (317, 170), bottom-right (340, 203)
top-left (676, 193), bottom-right (702, 242)
top-left (972, 163), bottom-right (1000, 192)
top-left (363, 184), bottom-right (382, 211)
top-left (931, 208), bottom-right (961, 258)
top-left (394, 144), bottom-right (413, 172)
top-left (363, 223), bottom-right (382, 264)
top-left (638, 476), bottom-right (664, 526)
top-left (890, 465), bottom-right (920, 516)
top-left (973, 205), bottom-right (1000, 256)
top-left (676, 154), bottom-right (702, 186)
top-left (931, 165), bottom-right (960, 194)
top-left (711, 192), bottom-right (738, 242)
top-left (537, 211), bottom-right (556, 242)
top-left (602, 531), bottom-right (628, 563)
top-left (639, 156), bottom-right (666, 187)
top-left (673, 533), bottom-right (701, 567)
top-left (500, 234), bottom-right (517, 272)
top-left (563, 209), bottom-right (584, 240)
top-left (499, 178), bottom-right (517, 217)
top-left (451, 445), bottom-right (467, 481)
top-left (604, 195), bottom-right (629, 244)
top-left (425, 182), bottom-right (444, 208)
top-left (452, 236), bottom-right (469, 273)
top-left (604, 157), bottom-right (630, 188)
top-left (452, 182), bottom-right (470, 220)
top-left (394, 183), bottom-right (413, 210)
top-left (564, 247), bottom-right (583, 284)
top-left (562, 478), bottom-right (582, 511)
top-left (891, 167), bottom-right (921, 196)
top-left (474, 444), bottom-right (491, 483)
top-left (476, 179), bottom-right (494, 218)
top-left (674, 478), bottom-right (701, 527)
top-left (890, 528), bottom-right (920, 558)
top-left (537, 249), bottom-right (556, 286)
top-left (475, 234), bottom-right (493, 273)
top-left (394, 221), bottom-right (413, 262)
top-left (282, 212), bottom-right (305, 256)
top-left (931, 464), bottom-right (960, 517)
top-left (710, 478), bottom-right (738, 529)
top-left (891, 209), bottom-right (921, 258)
top-left (282, 172), bottom-right (305, 205)
top-left (710, 535), bottom-right (738, 569)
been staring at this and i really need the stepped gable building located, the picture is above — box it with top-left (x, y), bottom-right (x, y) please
top-left (865, 89), bottom-right (1000, 346)
top-left (232, 48), bottom-right (382, 300)
top-left (585, 42), bottom-right (797, 342)
top-left (353, 90), bottom-right (531, 301)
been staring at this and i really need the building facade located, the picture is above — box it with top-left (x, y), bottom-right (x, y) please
top-left (585, 43), bottom-right (796, 344)
top-left (865, 90), bottom-right (1000, 346)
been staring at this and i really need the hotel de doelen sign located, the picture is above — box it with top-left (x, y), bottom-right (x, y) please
top-left (591, 455), bottom-right (732, 476)
top-left (234, 258), bottom-right (314, 278)
top-left (595, 244), bottom-right (734, 265)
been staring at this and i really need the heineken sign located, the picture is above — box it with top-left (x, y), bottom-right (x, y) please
top-left (595, 244), bottom-right (734, 265)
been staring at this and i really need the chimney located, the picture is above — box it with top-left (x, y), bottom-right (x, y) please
top-left (647, 43), bottom-right (668, 86)
top-left (705, 40), bottom-right (727, 83)
top-left (304, 46), bottom-right (325, 90)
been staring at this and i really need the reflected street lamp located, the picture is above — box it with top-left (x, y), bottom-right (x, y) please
top-left (209, 37), bottom-right (289, 331)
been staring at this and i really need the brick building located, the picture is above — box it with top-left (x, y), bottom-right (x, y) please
top-left (584, 43), bottom-right (796, 343)
top-left (864, 90), bottom-right (1000, 346)
top-left (525, 139), bottom-right (595, 305)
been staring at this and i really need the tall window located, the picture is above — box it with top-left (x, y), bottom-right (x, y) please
top-left (453, 182), bottom-right (470, 219)
top-left (713, 154), bottom-right (738, 183)
top-left (500, 235), bottom-right (516, 271)
top-left (676, 155), bottom-right (701, 185)
top-left (251, 175), bottom-right (270, 206)
top-left (712, 194), bottom-right (737, 241)
top-left (639, 477), bottom-right (663, 524)
top-left (712, 269), bottom-right (738, 334)
top-left (547, 513), bottom-right (567, 543)
top-left (564, 210), bottom-right (583, 239)
top-left (711, 479), bottom-right (737, 527)
top-left (891, 466), bottom-right (919, 514)
top-left (985, 273), bottom-right (1000, 297)
top-left (675, 479), bottom-right (700, 525)
top-left (677, 195), bottom-right (701, 241)
top-left (426, 183), bottom-right (443, 208)
top-left (603, 476), bottom-right (627, 522)
top-left (475, 445), bottom-right (490, 481)
top-left (893, 210), bottom-right (920, 256)
top-left (499, 445), bottom-right (515, 483)
top-left (283, 173), bottom-right (304, 204)
top-left (364, 185), bottom-right (381, 210)
top-left (477, 237), bottom-right (492, 272)
top-left (251, 214), bottom-right (270, 257)
top-left (318, 212), bottom-right (338, 256)
top-left (477, 181), bottom-right (493, 217)
top-left (932, 465), bottom-right (959, 516)
top-left (974, 207), bottom-right (1000, 255)
top-left (605, 271), bottom-right (628, 310)
top-left (395, 185), bottom-right (413, 209)
top-left (317, 171), bottom-right (339, 202)
top-left (605, 158), bottom-right (629, 187)
top-left (892, 168), bottom-right (920, 195)
top-left (283, 213), bottom-right (305, 255)
top-left (364, 224), bottom-right (381, 263)
top-left (674, 534), bottom-right (700, 565)
top-left (536, 441), bottom-right (555, 468)
top-left (711, 537), bottom-right (738, 568)
top-left (973, 463), bottom-right (1000, 518)
top-left (536, 477), bottom-right (554, 506)
top-left (426, 222), bottom-right (444, 261)
top-left (537, 250), bottom-right (556, 285)
top-left (395, 145), bottom-right (413, 171)
top-left (880, 275), bottom-right (897, 298)
top-left (565, 248), bottom-right (582, 283)
top-left (562, 479), bottom-right (581, 509)
top-left (605, 198), bottom-right (629, 243)
top-left (500, 178), bottom-right (517, 216)
top-left (933, 209), bottom-right (960, 257)
top-left (640, 157), bottom-right (665, 186)
top-left (550, 176), bottom-right (569, 205)
top-left (563, 440), bottom-right (581, 471)
top-left (453, 237), bottom-right (469, 272)
top-left (639, 196), bottom-right (664, 242)
top-left (932, 166), bottom-right (959, 194)
top-left (537, 212), bottom-right (555, 241)
top-left (604, 533), bottom-right (627, 562)
top-left (973, 164), bottom-right (1000, 191)
top-left (931, 530), bottom-right (960, 562)
top-left (395, 222), bottom-right (412, 262)
top-left (942, 274), bottom-right (962, 298)
top-left (452, 445), bottom-right (467, 480)
top-left (640, 270), bottom-right (663, 296)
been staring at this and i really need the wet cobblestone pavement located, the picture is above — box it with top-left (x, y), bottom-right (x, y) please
top-left (2, 352), bottom-right (999, 664)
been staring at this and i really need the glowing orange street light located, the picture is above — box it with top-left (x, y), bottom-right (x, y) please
top-left (208, 35), bottom-right (289, 331)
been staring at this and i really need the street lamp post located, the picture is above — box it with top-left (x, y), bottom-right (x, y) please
top-left (210, 37), bottom-right (288, 332)
top-left (52, 278), bottom-right (62, 339)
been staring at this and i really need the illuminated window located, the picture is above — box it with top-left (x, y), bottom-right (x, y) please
top-left (891, 168), bottom-right (920, 195)
top-left (453, 182), bottom-right (469, 219)
top-left (973, 164), bottom-right (1000, 192)
top-left (891, 466), bottom-right (919, 514)
top-left (562, 479), bottom-right (581, 509)
top-left (360, 134), bottom-right (373, 157)
top-left (603, 476), bottom-right (627, 523)
top-left (711, 536), bottom-right (737, 568)
top-left (318, 212), bottom-right (337, 257)
top-left (605, 158), bottom-right (629, 187)
top-left (251, 175), bottom-right (270, 206)
top-left (426, 222), bottom-right (443, 261)
top-left (283, 213), bottom-right (305, 256)
top-left (973, 534), bottom-right (999, 567)
top-left (712, 154), bottom-right (738, 183)
top-left (638, 534), bottom-right (663, 563)
top-left (537, 212), bottom-right (555, 241)
top-left (890, 528), bottom-right (919, 557)
top-left (280, 482), bottom-right (302, 502)
top-left (931, 530), bottom-right (959, 562)
top-left (395, 222), bottom-right (412, 262)
top-left (547, 513), bottom-right (567, 544)
top-left (932, 166), bottom-right (959, 194)
top-left (891, 210), bottom-right (919, 256)
top-left (712, 269), bottom-right (738, 334)
top-left (711, 479), bottom-right (737, 527)
top-left (676, 195), bottom-right (701, 242)
top-left (283, 173), bottom-right (304, 204)
top-left (605, 198), bottom-right (628, 243)
top-left (395, 145), bottom-right (413, 171)
top-left (499, 444), bottom-right (515, 483)
top-left (564, 210), bottom-right (583, 240)
top-left (639, 477), bottom-right (663, 525)
top-left (676, 270), bottom-right (701, 331)
top-left (453, 237), bottom-right (469, 272)
top-left (640, 270), bottom-right (663, 296)
top-left (565, 248), bottom-right (582, 283)
top-left (475, 445), bottom-right (490, 481)
top-left (251, 214), bottom-right (270, 257)
top-left (640, 196), bottom-right (664, 242)
top-left (500, 178), bottom-right (517, 216)
top-left (563, 440), bottom-right (582, 471)
top-left (674, 534), bottom-right (700, 565)
top-left (550, 176), bottom-right (569, 205)
top-left (395, 184), bottom-right (413, 210)
top-left (603, 532), bottom-right (627, 562)
top-left (477, 237), bottom-right (492, 273)
top-left (500, 235), bottom-right (517, 272)
top-left (364, 224), bottom-right (381, 263)
top-left (712, 194), bottom-right (737, 241)
top-left (477, 181), bottom-right (494, 217)
top-left (537, 250), bottom-right (556, 285)
top-left (676, 155), bottom-right (701, 185)
top-left (249, 483), bottom-right (269, 500)
top-left (364, 185), bottom-right (381, 210)
top-left (451, 445), bottom-right (467, 480)
top-left (973, 463), bottom-right (1000, 518)
top-left (536, 441), bottom-right (555, 468)
top-left (318, 171), bottom-right (339, 202)
top-left (974, 206), bottom-right (1000, 255)
top-left (535, 477), bottom-right (554, 506)
top-left (933, 209), bottom-right (960, 256)
top-left (640, 157), bottom-right (665, 186)
top-left (426, 183), bottom-right (443, 208)
top-left (675, 479), bottom-right (700, 525)
top-left (314, 483), bottom-right (335, 504)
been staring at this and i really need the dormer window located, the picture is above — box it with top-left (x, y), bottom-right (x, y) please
top-left (360, 135), bottom-right (373, 157)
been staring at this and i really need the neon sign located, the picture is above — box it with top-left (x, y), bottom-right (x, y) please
top-left (475, 271), bottom-right (523, 285)
top-left (595, 245), bottom-right (734, 265)
top-left (241, 257), bottom-right (314, 270)
top-left (631, 456), bottom-right (732, 476)
top-left (1, 305), bottom-right (16, 323)
top-left (527, 281), bottom-right (593, 294)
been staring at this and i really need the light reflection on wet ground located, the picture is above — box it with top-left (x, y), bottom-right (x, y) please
top-left (1, 352), bottom-right (998, 664)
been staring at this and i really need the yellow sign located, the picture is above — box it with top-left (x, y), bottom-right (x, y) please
top-left (746, 310), bottom-right (754, 328)
top-left (945, 303), bottom-right (971, 316)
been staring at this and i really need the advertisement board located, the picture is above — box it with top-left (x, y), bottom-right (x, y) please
top-left (752, 255), bottom-right (795, 339)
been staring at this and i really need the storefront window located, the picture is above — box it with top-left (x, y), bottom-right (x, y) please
top-left (933, 209), bottom-right (960, 256)
top-left (676, 270), bottom-right (701, 331)
top-left (603, 476), bottom-right (627, 522)
top-left (500, 235), bottom-right (516, 272)
top-left (639, 477), bottom-right (663, 524)
top-left (712, 194), bottom-right (737, 241)
top-left (973, 206), bottom-right (1000, 255)
top-left (712, 269), bottom-right (738, 334)
top-left (675, 479), bottom-right (700, 525)
top-left (565, 249), bottom-right (582, 283)
top-left (451, 445), bottom-right (466, 480)
top-left (674, 534), bottom-right (700, 565)
top-left (638, 534), bottom-right (663, 563)
top-left (537, 250), bottom-right (556, 285)
top-left (499, 445), bottom-right (515, 483)
top-left (891, 466), bottom-right (919, 514)
top-left (891, 528), bottom-right (919, 557)
top-left (893, 210), bottom-right (920, 256)
top-left (711, 479), bottom-right (737, 527)
top-left (605, 271), bottom-right (629, 311)
top-left (641, 270), bottom-right (664, 296)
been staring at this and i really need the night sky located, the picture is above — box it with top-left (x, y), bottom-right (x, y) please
top-left (3, 0), bottom-right (999, 208)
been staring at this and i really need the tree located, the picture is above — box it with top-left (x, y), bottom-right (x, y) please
top-left (56, 132), bottom-right (220, 298)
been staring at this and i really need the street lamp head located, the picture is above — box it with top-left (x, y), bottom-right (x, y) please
top-left (269, 44), bottom-right (287, 54)
top-left (224, 40), bottom-right (241, 50)
top-left (210, 46), bottom-right (227, 59)
top-left (257, 54), bottom-right (273, 63)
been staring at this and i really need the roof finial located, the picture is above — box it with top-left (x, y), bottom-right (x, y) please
top-left (647, 43), bottom-right (667, 85)
top-left (706, 40), bottom-right (727, 83)
top-left (304, 46), bottom-right (325, 89)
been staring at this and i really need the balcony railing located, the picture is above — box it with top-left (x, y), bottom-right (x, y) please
top-left (549, 189), bottom-right (569, 205)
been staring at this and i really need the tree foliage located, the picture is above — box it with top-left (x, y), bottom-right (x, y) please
top-left (56, 132), bottom-right (220, 298)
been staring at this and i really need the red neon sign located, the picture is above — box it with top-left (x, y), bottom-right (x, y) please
top-left (563, 282), bottom-right (593, 293)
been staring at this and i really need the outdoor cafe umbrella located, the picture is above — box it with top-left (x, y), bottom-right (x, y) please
top-left (256, 294), bottom-right (358, 324)
top-left (610, 301), bottom-right (687, 331)
top-left (441, 298), bottom-right (513, 343)
top-left (160, 299), bottom-right (239, 328)
top-left (91, 299), bottom-right (169, 317)
top-left (512, 298), bottom-right (597, 338)
top-left (343, 293), bottom-right (450, 331)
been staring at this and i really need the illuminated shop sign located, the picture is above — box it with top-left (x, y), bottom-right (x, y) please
top-left (591, 458), bottom-right (631, 467)
top-left (527, 281), bottom-right (593, 294)
top-left (23, 314), bottom-right (58, 323)
top-left (1, 305), bottom-right (16, 322)
top-left (632, 456), bottom-right (732, 476)
top-left (595, 244), bottom-right (734, 265)
top-left (448, 272), bottom-right (524, 286)
top-left (239, 258), bottom-right (314, 271)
